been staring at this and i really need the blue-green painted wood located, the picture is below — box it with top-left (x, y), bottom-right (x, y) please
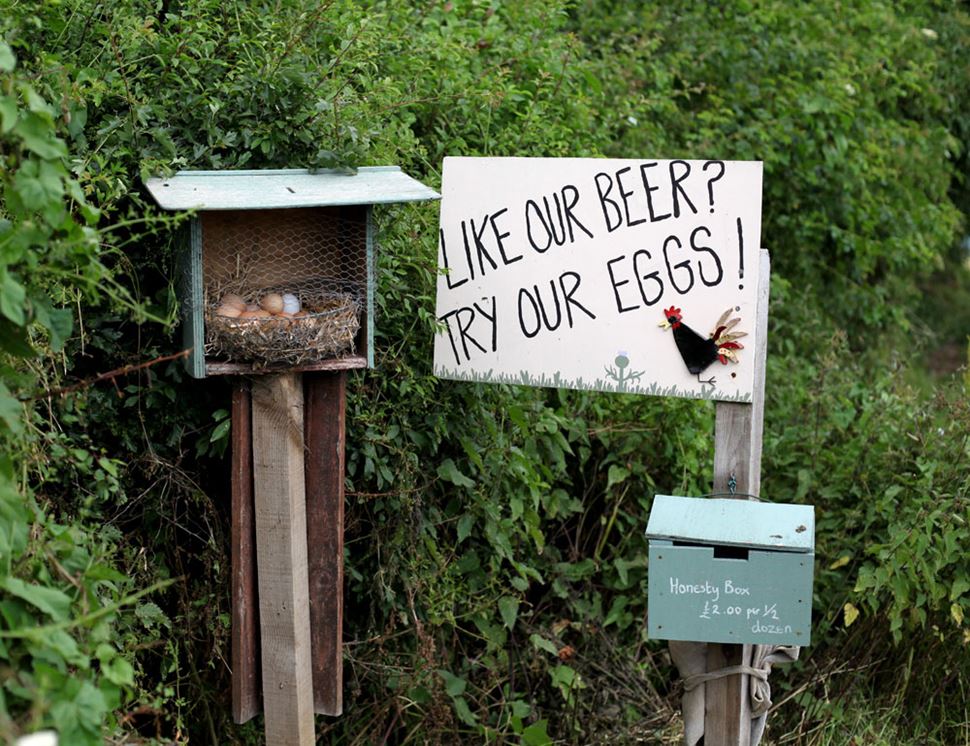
top-left (366, 207), bottom-right (375, 369)
top-left (646, 494), bottom-right (814, 552)
top-left (648, 540), bottom-right (813, 646)
top-left (145, 167), bottom-right (440, 211)
top-left (182, 218), bottom-right (206, 379)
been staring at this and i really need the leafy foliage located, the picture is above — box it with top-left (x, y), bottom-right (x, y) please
top-left (0, 39), bottom-right (176, 744)
top-left (0, 1), bottom-right (966, 744)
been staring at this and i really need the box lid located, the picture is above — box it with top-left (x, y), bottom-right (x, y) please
top-left (145, 166), bottom-right (440, 211)
top-left (645, 494), bottom-right (814, 552)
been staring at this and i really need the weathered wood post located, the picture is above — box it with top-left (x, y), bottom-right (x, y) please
top-left (304, 370), bottom-right (347, 716)
top-left (145, 168), bottom-right (439, 745)
top-left (704, 249), bottom-right (770, 745)
top-left (230, 381), bottom-right (260, 721)
top-left (251, 373), bottom-right (315, 743)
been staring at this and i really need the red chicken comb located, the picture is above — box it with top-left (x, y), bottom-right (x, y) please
top-left (663, 306), bottom-right (682, 319)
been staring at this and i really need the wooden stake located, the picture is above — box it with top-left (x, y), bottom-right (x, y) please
top-left (252, 374), bottom-right (315, 745)
top-left (705, 249), bottom-right (771, 746)
top-left (231, 382), bottom-right (260, 723)
top-left (304, 371), bottom-right (347, 716)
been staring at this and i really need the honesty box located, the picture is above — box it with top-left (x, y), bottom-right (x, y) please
top-left (432, 157), bottom-right (764, 402)
top-left (645, 495), bottom-right (815, 646)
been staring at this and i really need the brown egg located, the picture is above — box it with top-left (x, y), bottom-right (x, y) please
top-left (221, 293), bottom-right (247, 311)
top-left (216, 303), bottom-right (242, 318)
top-left (239, 309), bottom-right (272, 320)
top-left (260, 293), bottom-right (285, 315)
top-left (245, 303), bottom-right (260, 312)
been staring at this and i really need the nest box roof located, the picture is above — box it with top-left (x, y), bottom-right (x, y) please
top-left (646, 494), bottom-right (815, 552)
top-left (145, 167), bottom-right (440, 211)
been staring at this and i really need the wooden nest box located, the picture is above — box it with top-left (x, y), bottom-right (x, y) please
top-left (146, 168), bottom-right (439, 378)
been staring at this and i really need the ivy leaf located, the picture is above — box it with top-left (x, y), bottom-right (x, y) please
top-left (12, 158), bottom-right (65, 214)
top-left (950, 575), bottom-right (970, 602)
top-left (0, 95), bottom-right (17, 134)
top-left (95, 643), bottom-right (117, 664)
top-left (2, 577), bottom-right (72, 622)
top-left (528, 633), bottom-right (558, 656)
top-left (45, 629), bottom-right (88, 667)
top-left (451, 695), bottom-right (478, 726)
top-left (456, 513), bottom-right (474, 543)
top-left (498, 595), bottom-right (519, 629)
top-left (0, 43), bottom-right (14, 72)
top-left (13, 113), bottom-right (68, 160)
top-left (31, 299), bottom-right (73, 352)
top-left (828, 555), bottom-right (851, 570)
top-left (951, 603), bottom-right (965, 627)
top-left (209, 417), bottom-right (231, 443)
top-left (103, 656), bottom-right (135, 687)
top-left (437, 669), bottom-right (466, 697)
top-left (606, 464), bottom-right (630, 490)
top-left (521, 719), bottom-right (552, 746)
top-left (603, 596), bottom-right (629, 627)
top-left (549, 664), bottom-right (584, 699)
top-left (135, 602), bottom-right (170, 630)
top-left (0, 270), bottom-right (27, 326)
top-left (437, 458), bottom-right (474, 488)
top-left (50, 679), bottom-right (106, 739)
top-left (843, 602), bottom-right (860, 627)
top-left (0, 382), bottom-right (23, 435)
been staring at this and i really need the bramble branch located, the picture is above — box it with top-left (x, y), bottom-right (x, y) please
top-left (22, 349), bottom-right (191, 402)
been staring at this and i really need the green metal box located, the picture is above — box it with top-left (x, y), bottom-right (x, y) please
top-left (646, 495), bottom-right (814, 646)
top-left (145, 168), bottom-right (438, 378)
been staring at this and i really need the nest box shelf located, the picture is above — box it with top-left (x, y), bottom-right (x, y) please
top-left (146, 167), bottom-right (439, 378)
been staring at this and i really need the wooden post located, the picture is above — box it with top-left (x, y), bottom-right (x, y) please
top-left (251, 374), bottom-right (316, 745)
top-left (304, 371), bottom-right (347, 716)
top-left (231, 382), bottom-right (261, 723)
top-left (705, 249), bottom-right (770, 746)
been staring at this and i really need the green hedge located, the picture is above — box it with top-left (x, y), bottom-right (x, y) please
top-left (0, 1), bottom-right (967, 743)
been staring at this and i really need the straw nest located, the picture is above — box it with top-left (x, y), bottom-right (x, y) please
top-left (205, 291), bottom-right (360, 366)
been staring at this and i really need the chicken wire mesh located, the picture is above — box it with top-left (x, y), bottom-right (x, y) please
top-left (196, 207), bottom-right (367, 367)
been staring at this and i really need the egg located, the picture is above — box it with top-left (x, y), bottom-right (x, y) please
top-left (239, 309), bottom-right (272, 320)
top-left (216, 303), bottom-right (242, 318)
top-left (245, 303), bottom-right (260, 312)
top-left (260, 293), bottom-right (285, 315)
top-left (281, 293), bottom-right (301, 314)
top-left (221, 293), bottom-right (247, 311)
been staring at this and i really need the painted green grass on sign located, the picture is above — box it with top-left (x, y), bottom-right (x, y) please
top-left (433, 366), bottom-right (753, 403)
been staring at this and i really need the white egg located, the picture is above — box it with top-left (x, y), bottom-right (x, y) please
top-left (281, 293), bottom-right (301, 314)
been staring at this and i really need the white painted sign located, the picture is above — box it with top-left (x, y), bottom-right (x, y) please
top-left (433, 157), bottom-right (763, 401)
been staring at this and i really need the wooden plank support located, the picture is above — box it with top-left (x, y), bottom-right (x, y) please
top-left (706, 249), bottom-right (771, 746)
top-left (231, 382), bottom-right (261, 723)
top-left (252, 374), bottom-right (316, 745)
top-left (304, 371), bottom-right (347, 716)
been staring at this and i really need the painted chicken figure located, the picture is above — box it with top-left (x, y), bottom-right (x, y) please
top-left (659, 306), bottom-right (746, 386)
